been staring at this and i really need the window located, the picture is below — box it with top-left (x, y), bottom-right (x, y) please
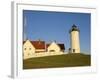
top-left (69, 48), bottom-right (71, 53)
top-left (73, 49), bottom-right (75, 53)
top-left (24, 48), bottom-right (26, 50)
top-left (29, 48), bottom-right (31, 50)
top-left (50, 50), bottom-right (55, 52)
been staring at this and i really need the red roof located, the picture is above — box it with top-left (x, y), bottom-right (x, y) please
top-left (23, 40), bottom-right (65, 50)
top-left (31, 41), bottom-right (45, 49)
top-left (58, 44), bottom-right (65, 50)
top-left (23, 40), bottom-right (45, 49)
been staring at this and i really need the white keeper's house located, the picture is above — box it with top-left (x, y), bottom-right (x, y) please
top-left (23, 40), bottom-right (65, 59)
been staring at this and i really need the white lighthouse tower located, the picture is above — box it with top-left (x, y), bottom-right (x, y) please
top-left (69, 24), bottom-right (80, 53)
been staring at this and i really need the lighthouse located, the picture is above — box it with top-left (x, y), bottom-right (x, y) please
top-left (69, 24), bottom-right (80, 53)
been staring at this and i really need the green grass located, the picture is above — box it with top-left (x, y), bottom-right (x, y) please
top-left (23, 53), bottom-right (91, 69)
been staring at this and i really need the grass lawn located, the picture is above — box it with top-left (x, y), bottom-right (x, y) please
top-left (23, 53), bottom-right (91, 69)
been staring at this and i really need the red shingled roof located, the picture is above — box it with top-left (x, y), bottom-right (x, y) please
top-left (23, 40), bottom-right (65, 50)
top-left (31, 41), bottom-right (45, 49)
top-left (58, 44), bottom-right (65, 50)
top-left (23, 40), bottom-right (45, 49)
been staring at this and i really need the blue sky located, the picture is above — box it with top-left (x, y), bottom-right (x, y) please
top-left (23, 10), bottom-right (91, 54)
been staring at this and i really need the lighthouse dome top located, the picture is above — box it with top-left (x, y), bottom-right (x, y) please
top-left (69, 24), bottom-right (80, 33)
